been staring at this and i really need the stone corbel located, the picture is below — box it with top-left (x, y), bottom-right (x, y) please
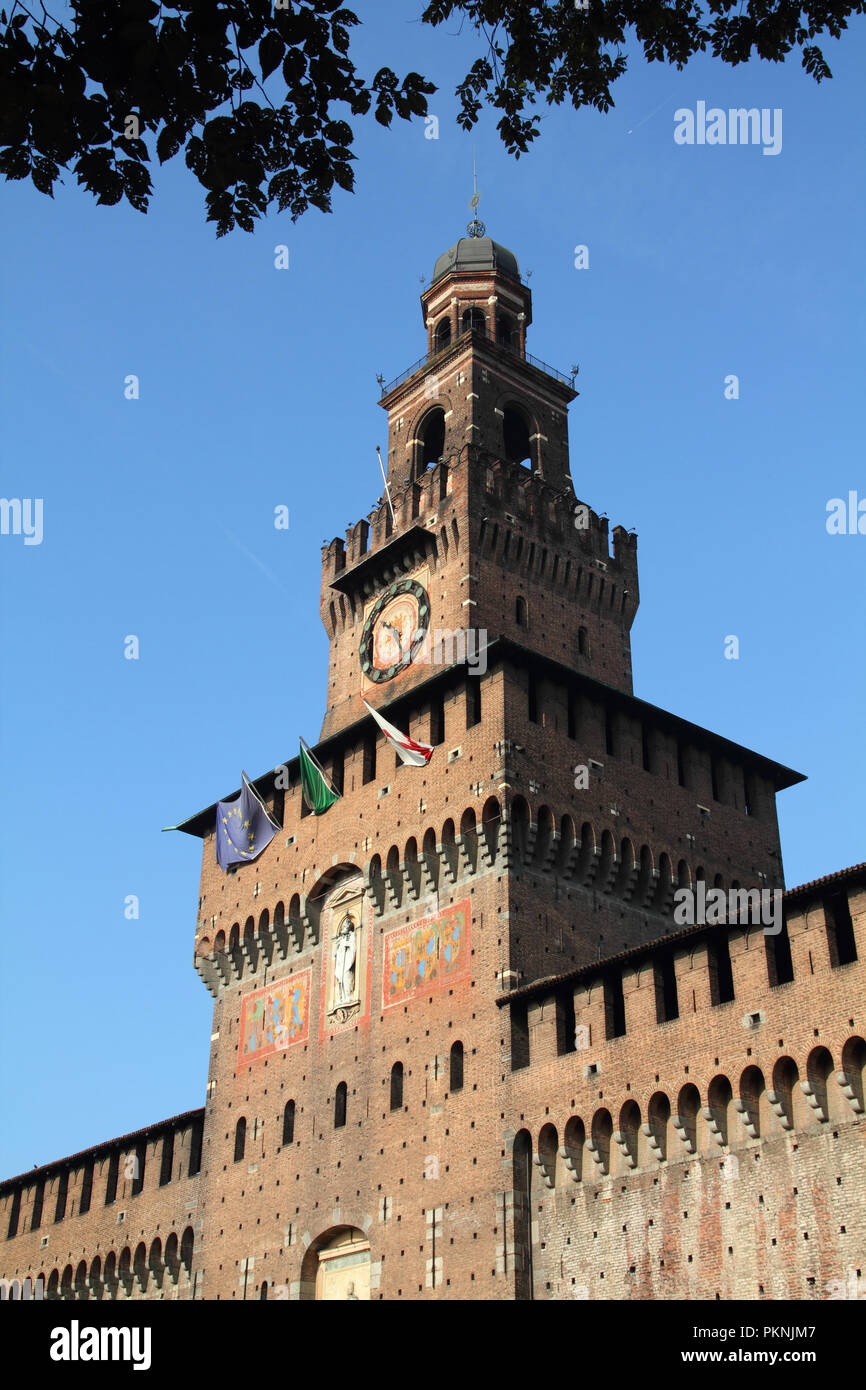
top-left (194, 955), bottom-right (220, 999)
top-left (214, 951), bottom-right (233, 988)
top-left (620, 863), bottom-right (640, 903)
top-left (542, 829), bottom-right (560, 870)
top-left (362, 863), bottom-right (386, 917)
top-left (420, 854), bottom-right (439, 896)
top-left (640, 1121), bottom-right (665, 1162)
top-left (613, 1129), bottom-right (637, 1169)
top-left (733, 1098), bottom-right (758, 1139)
top-left (405, 860), bottom-right (423, 901)
top-left (439, 842), bottom-right (459, 885)
top-left (579, 845), bottom-right (602, 887)
top-left (585, 1138), bottom-right (607, 1173)
top-left (271, 916), bottom-right (291, 960)
top-left (299, 911), bottom-right (315, 949)
top-left (700, 1106), bottom-right (726, 1147)
top-left (671, 1114), bottom-right (696, 1154)
top-left (524, 820), bottom-right (538, 861)
top-left (241, 933), bottom-right (259, 974)
top-left (532, 1152), bottom-right (555, 1189)
top-left (599, 851), bottom-right (620, 895)
top-left (385, 865), bottom-right (403, 908)
top-left (562, 841), bottom-right (581, 881)
top-left (657, 875), bottom-right (676, 914)
top-left (255, 921), bottom-right (275, 969)
top-left (766, 1089), bottom-right (793, 1130)
top-left (455, 832), bottom-right (476, 875)
top-left (642, 868), bottom-right (660, 909)
top-left (835, 1069), bottom-right (864, 1115)
top-left (558, 1144), bottom-right (581, 1182)
top-left (799, 1079), bottom-right (827, 1123)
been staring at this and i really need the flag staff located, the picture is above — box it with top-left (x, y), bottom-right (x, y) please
top-left (376, 446), bottom-right (396, 526)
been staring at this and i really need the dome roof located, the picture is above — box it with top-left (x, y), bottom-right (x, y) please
top-left (432, 235), bottom-right (520, 284)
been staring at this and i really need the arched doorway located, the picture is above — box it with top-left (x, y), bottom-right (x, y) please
top-left (301, 1226), bottom-right (371, 1300)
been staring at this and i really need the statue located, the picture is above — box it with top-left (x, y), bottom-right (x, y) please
top-left (332, 914), bottom-right (357, 1007)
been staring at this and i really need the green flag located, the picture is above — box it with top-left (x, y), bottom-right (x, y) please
top-left (299, 740), bottom-right (340, 815)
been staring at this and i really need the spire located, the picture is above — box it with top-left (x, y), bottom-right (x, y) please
top-left (466, 155), bottom-right (486, 238)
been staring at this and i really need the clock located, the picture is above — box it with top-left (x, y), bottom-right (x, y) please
top-left (360, 578), bottom-right (430, 684)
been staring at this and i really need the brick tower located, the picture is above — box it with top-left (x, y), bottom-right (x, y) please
top-left (180, 225), bottom-right (807, 1299)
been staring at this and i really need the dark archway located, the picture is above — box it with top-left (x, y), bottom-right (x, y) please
top-left (503, 405), bottom-right (532, 466)
top-left (418, 407), bottom-right (445, 472)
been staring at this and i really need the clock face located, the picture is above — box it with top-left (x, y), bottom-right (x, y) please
top-left (360, 579), bottom-right (430, 684)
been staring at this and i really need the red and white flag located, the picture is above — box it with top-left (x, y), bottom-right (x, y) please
top-left (363, 699), bottom-right (433, 767)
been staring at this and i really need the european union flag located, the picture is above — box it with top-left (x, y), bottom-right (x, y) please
top-left (216, 771), bottom-right (280, 872)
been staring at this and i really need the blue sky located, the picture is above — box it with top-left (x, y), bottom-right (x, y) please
top-left (1, 12), bottom-right (864, 1176)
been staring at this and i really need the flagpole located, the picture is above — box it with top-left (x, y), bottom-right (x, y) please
top-left (376, 446), bottom-right (395, 526)
top-left (241, 770), bottom-right (281, 831)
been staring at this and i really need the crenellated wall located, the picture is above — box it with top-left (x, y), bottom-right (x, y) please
top-left (0, 1110), bottom-right (204, 1300)
top-left (499, 874), bottom-right (866, 1299)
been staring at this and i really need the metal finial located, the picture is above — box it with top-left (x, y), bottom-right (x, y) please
top-left (466, 154), bottom-right (486, 238)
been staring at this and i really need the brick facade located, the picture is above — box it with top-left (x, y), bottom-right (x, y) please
top-left (2, 232), bottom-right (862, 1303)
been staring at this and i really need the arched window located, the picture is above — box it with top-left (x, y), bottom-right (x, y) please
top-left (259, 1280), bottom-right (269, 1300)
top-left (578, 626), bottom-right (588, 656)
top-left (503, 406), bottom-right (532, 466)
top-left (233, 1117), bottom-right (246, 1163)
top-left (449, 1041), bottom-right (464, 1092)
top-left (418, 407), bottom-right (445, 471)
top-left (434, 318), bottom-right (451, 351)
top-left (496, 314), bottom-right (515, 348)
top-left (515, 595), bottom-right (527, 626)
top-left (282, 1100), bottom-right (296, 1147)
top-left (389, 1061), bottom-right (404, 1111)
top-left (461, 306), bottom-right (485, 335)
top-left (334, 1081), bottom-right (347, 1129)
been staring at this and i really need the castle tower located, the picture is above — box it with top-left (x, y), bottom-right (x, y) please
top-left (174, 224), bottom-right (805, 1299)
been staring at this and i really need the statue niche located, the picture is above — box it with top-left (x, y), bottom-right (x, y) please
top-left (324, 879), bottom-right (366, 1025)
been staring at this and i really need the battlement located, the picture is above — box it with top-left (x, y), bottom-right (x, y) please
top-left (499, 867), bottom-right (864, 1080)
top-left (0, 1109), bottom-right (204, 1302)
